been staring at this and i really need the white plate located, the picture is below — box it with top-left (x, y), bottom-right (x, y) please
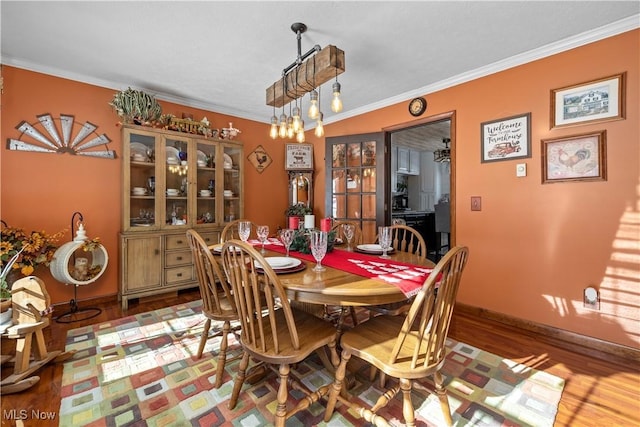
top-left (212, 245), bottom-right (241, 253)
top-left (223, 153), bottom-right (233, 168)
top-left (166, 146), bottom-right (180, 164)
top-left (130, 142), bottom-right (148, 158)
top-left (255, 257), bottom-right (301, 270)
top-left (356, 244), bottom-right (395, 254)
top-left (197, 150), bottom-right (207, 163)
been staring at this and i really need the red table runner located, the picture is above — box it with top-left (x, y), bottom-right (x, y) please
top-left (247, 239), bottom-right (432, 297)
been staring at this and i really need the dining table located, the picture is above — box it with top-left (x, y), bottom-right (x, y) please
top-left (209, 237), bottom-right (437, 382)
top-left (209, 238), bottom-right (435, 308)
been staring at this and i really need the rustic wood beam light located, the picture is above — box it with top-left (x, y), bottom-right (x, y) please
top-left (266, 45), bottom-right (345, 108)
top-left (266, 22), bottom-right (345, 141)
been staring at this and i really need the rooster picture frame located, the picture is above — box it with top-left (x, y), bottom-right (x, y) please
top-left (541, 130), bottom-right (607, 184)
top-left (247, 144), bottom-right (272, 174)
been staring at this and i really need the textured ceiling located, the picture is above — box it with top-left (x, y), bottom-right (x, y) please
top-left (2, 1), bottom-right (638, 135)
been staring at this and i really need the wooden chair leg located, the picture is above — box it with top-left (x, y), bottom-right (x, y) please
top-left (400, 378), bottom-right (415, 427)
top-left (275, 364), bottom-right (290, 427)
top-left (349, 307), bottom-right (358, 327)
top-left (214, 321), bottom-right (230, 388)
top-left (324, 349), bottom-right (351, 422)
top-left (228, 351), bottom-right (250, 410)
top-left (197, 318), bottom-right (211, 359)
top-left (434, 371), bottom-right (453, 426)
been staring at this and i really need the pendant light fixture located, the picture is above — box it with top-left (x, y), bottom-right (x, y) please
top-left (434, 138), bottom-right (451, 163)
top-left (266, 22), bottom-right (345, 141)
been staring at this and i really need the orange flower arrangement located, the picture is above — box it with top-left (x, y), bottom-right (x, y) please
top-left (0, 226), bottom-right (66, 277)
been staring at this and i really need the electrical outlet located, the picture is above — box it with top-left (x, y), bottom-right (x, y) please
top-left (584, 287), bottom-right (600, 310)
top-left (471, 196), bottom-right (481, 211)
top-left (516, 163), bottom-right (527, 177)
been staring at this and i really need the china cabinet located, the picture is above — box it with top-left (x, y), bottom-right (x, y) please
top-left (120, 124), bottom-right (243, 309)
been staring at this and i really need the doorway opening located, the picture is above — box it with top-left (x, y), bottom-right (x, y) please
top-left (385, 111), bottom-right (455, 261)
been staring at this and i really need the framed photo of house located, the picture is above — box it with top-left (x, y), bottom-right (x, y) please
top-left (550, 73), bottom-right (625, 129)
top-left (541, 130), bottom-right (606, 184)
top-left (481, 113), bottom-right (531, 163)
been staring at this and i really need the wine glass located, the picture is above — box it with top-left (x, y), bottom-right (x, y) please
top-left (278, 228), bottom-right (295, 257)
top-left (147, 176), bottom-right (155, 195)
top-left (342, 223), bottom-right (355, 251)
top-left (378, 226), bottom-right (392, 259)
top-left (256, 225), bottom-right (269, 254)
top-left (238, 221), bottom-right (251, 243)
top-left (310, 230), bottom-right (328, 272)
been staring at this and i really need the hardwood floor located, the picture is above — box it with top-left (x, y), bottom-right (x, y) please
top-left (1, 289), bottom-right (639, 426)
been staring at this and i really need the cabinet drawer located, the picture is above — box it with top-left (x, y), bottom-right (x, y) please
top-left (165, 265), bottom-right (194, 284)
top-left (198, 232), bottom-right (218, 245)
top-left (165, 249), bottom-right (192, 267)
top-left (166, 234), bottom-right (189, 250)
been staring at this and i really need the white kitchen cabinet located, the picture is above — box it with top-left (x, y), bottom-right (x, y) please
top-left (396, 147), bottom-right (419, 175)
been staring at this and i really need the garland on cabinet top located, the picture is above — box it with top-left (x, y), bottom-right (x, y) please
top-left (109, 87), bottom-right (240, 140)
top-left (6, 113), bottom-right (117, 159)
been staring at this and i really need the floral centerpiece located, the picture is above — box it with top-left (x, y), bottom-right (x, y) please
top-left (0, 226), bottom-right (66, 298)
top-left (289, 229), bottom-right (337, 254)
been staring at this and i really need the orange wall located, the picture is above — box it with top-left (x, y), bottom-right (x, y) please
top-left (315, 30), bottom-right (639, 349)
top-left (1, 30), bottom-right (638, 348)
top-left (1, 69), bottom-right (290, 306)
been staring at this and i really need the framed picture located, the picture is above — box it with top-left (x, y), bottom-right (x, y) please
top-left (285, 143), bottom-right (314, 170)
top-left (481, 113), bottom-right (531, 163)
top-left (550, 73), bottom-right (625, 129)
top-left (541, 130), bottom-right (606, 184)
top-left (247, 144), bottom-right (272, 174)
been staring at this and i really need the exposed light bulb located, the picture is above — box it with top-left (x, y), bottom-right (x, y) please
top-left (308, 90), bottom-right (319, 119)
top-left (292, 115), bottom-right (301, 132)
top-left (314, 113), bottom-right (324, 137)
top-left (278, 113), bottom-right (288, 138)
top-left (287, 116), bottom-right (295, 139)
top-left (269, 116), bottom-right (278, 139)
top-left (296, 128), bottom-right (305, 143)
top-left (331, 81), bottom-right (343, 113)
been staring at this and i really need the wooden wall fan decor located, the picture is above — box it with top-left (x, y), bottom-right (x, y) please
top-left (6, 113), bottom-right (117, 159)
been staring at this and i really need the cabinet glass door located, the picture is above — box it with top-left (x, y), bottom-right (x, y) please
top-left (222, 144), bottom-right (242, 222)
top-left (164, 136), bottom-right (190, 227)
top-left (127, 131), bottom-right (157, 229)
top-left (195, 140), bottom-right (217, 225)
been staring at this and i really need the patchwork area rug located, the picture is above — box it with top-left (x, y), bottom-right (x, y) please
top-left (60, 301), bottom-right (564, 426)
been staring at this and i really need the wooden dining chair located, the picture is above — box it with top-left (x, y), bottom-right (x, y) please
top-left (220, 240), bottom-right (340, 427)
top-left (219, 218), bottom-right (258, 242)
top-left (385, 223), bottom-right (427, 261)
top-left (186, 229), bottom-right (240, 388)
top-left (324, 246), bottom-right (469, 427)
top-left (367, 224), bottom-right (428, 319)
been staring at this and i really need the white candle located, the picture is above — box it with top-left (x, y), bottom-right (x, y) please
top-left (304, 214), bottom-right (315, 229)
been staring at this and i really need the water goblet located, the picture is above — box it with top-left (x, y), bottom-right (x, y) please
top-left (342, 223), bottom-right (355, 251)
top-left (256, 225), bottom-right (269, 254)
top-left (238, 221), bottom-right (251, 243)
top-left (378, 226), bottom-right (392, 259)
top-left (147, 176), bottom-right (155, 195)
top-left (310, 230), bottom-right (328, 272)
top-left (279, 228), bottom-right (295, 257)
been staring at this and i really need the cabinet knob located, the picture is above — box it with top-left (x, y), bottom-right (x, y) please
top-left (176, 256), bottom-right (183, 261)
top-left (177, 240), bottom-right (183, 244)
top-left (154, 249), bottom-right (160, 255)
top-left (177, 273), bottom-right (182, 277)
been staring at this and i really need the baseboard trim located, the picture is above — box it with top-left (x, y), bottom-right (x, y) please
top-left (456, 303), bottom-right (640, 362)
